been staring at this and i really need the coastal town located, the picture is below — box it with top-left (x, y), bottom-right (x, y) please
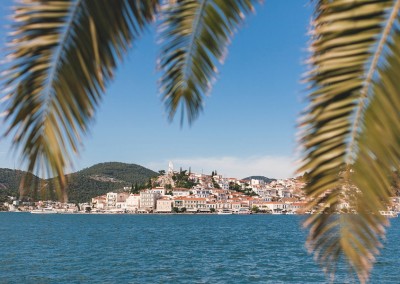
top-left (3, 162), bottom-right (400, 216)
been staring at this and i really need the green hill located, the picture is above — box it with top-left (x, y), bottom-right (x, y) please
top-left (62, 162), bottom-right (158, 203)
top-left (0, 169), bottom-right (42, 202)
top-left (0, 162), bottom-right (158, 203)
top-left (242, 176), bottom-right (276, 184)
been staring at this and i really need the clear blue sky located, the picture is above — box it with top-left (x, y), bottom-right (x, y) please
top-left (0, 1), bottom-right (312, 178)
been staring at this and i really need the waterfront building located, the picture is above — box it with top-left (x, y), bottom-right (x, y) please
top-left (126, 194), bottom-right (140, 211)
top-left (205, 201), bottom-right (217, 210)
top-left (116, 192), bottom-right (130, 209)
top-left (231, 202), bottom-right (241, 213)
top-left (173, 197), bottom-right (184, 209)
top-left (215, 201), bottom-right (232, 210)
top-left (262, 201), bottom-right (289, 213)
top-left (156, 197), bottom-right (173, 213)
top-left (291, 202), bottom-right (307, 214)
top-left (171, 197), bottom-right (206, 211)
top-left (140, 190), bottom-right (160, 211)
top-left (92, 195), bottom-right (107, 209)
top-left (184, 197), bottom-right (207, 212)
top-left (106, 192), bottom-right (118, 208)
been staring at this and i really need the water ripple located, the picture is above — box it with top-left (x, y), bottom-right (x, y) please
top-left (0, 213), bottom-right (399, 283)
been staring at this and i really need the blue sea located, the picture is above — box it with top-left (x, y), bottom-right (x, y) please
top-left (0, 213), bottom-right (398, 283)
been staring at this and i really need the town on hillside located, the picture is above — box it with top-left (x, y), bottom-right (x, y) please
top-left (3, 162), bottom-right (400, 216)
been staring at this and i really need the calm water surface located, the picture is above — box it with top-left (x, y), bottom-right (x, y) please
top-left (0, 213), bottom-right (398, 283)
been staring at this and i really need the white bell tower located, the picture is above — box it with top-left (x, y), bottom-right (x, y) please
top-left (168, 161), bottom-right (174, 175)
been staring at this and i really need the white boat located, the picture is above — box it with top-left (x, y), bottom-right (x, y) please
top-left (31, 207), bottom-right (58, 214)
top-left (217, 209), bottom-right (233, 215)
top-left (379, 211), bottom-right (398, 218)
top-left (237, 208), bottom-right (251, 214)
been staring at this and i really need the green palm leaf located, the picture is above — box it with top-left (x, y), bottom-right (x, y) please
top-left (158, 0), bottom-right (261, 124)
top-left (2, 0), bottom-right (157, 200)
top-left (300, 0), bottom-right (400, 282)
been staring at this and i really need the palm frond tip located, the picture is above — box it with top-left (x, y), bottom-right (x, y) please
top-left (300, 0), bottom-right (399, 282)
top-left (2, 0), bottom-right (157, 200)
top-left (158, 0), bottom-right (262, 124)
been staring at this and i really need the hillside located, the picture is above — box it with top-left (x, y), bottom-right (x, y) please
top-left (242, 176), bottom-right (276, 184)
top-left (0, 162), bottom-right (158, 203)
top-left (0, 169), bottom-right (42, 202)
top-left (54, 162), bottom-right (159, 203)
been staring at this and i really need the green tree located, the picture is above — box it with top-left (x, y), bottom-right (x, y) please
top-left (3, 0), bottom-right (400, 282)
top-left (210, 208), bottom-right (216, 213)
top-left (212, 177), bottom-right (220, 189)
top-left (251, 206), bottom-right (259, 213)
top-left (171, 169), bottom-right (196, 189)
top-left (172, 207), bottom-right (179, 213)
top-left (229, 182), bottom-right (240, 191)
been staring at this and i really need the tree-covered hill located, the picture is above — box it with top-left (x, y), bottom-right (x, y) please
top-left (242, 176), bottom-right (276, 184)
top-left (52, 162), bottom-right (158, 203)
top-left (0, 168), bottom-right (42, 202)
top-left (76, 162), bottom-right (157, 183)
top-left (0, 162), bottom-right (158, 203)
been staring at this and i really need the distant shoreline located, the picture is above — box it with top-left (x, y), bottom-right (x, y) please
top-left (2, 211), bottom-right (303, 216)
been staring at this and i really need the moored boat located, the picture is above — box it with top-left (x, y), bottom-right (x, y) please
top-left (217, 209), bottom-right (233, 215)
top-left (237, 208), bottom-right (251, 214)
top-left (379, 211), bottom-right (398, 218)
top-left (31, 207), bottom-right (58, 214)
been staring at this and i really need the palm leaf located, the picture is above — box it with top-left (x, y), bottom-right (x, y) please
top-left (299, 0), bottom-right (399, 282)
top-left (158, 0), bottom-right (261, 124)
top-left (351, 24), bottom-right (400, 280)
top-left (2, 0), bottom-right (158, 201)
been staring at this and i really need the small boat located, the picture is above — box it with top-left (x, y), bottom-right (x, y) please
top-left (31, 207), bottom-right (58, 214)
top-left (217, 209), bottom-right (233, 215)
top-left (379, 211), bottom-right (398, 218)
top-left (237, 208), bottom-right (251, 214)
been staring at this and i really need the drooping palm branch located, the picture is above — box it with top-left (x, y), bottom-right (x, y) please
top-left (158, 0), bottom-right (261, 124)
top-left (299, 0), bottom-right (400, 282)
top-left (3, 0), bottom-right (400, 282)
top-left (2, 0), bottom-right (157, 200)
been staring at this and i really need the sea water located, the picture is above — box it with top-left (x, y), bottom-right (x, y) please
top-left (0, 213), bottom-right (398, 283)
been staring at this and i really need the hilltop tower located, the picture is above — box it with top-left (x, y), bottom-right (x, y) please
top-left (168, 161), bottom-right (174, 175)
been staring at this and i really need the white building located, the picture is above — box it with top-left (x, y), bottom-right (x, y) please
top-left (172, 188), bottom-right (191, 197)
top-left (106, 192), bottom-right (118, 208)
top-left (140, 190), bottom-right (160, 211)
top-left (251, 179), bottom-right (264, 186)
top-left (191, 188), bottom-right (211, 198)
top-left (116, 192), bottom-right (130, 209)
top-left (151, 187), bottom-right (166, 196)
top-left (126, 194), bottom-right (140, 211)
top-left (173, 197), bottom-right (207, 212)
top-left (156, 197), bottom-right (173, 213)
